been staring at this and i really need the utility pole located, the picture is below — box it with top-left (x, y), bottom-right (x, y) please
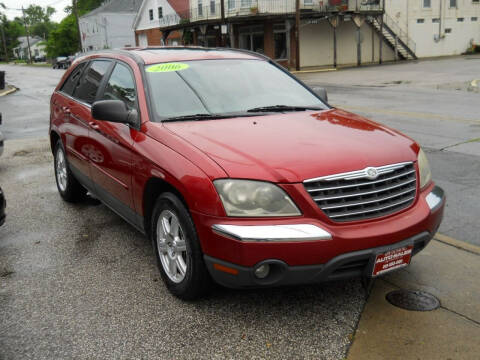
top-left (379, 0), bottom-right (385, 64)
top-left (72, 0), bottom-right (83, 52)
top-left (21, 6), bottom-right (32, 63)
top-left (295, 0), bottom-right (300, 71)
top-left (220, 0), bottom-right (226, 47)
top-left (1, 24), bottom-right (8, 62)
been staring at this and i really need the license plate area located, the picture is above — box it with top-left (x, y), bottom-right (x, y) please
top-left (372, 245), bottom-right (413, 277)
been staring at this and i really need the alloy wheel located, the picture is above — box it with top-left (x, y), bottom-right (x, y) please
top-left (156, 210), bottom-right (188, 283)
top-left (55, 148), bottom-right (68, 192)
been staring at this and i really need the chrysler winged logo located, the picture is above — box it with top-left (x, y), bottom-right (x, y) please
top-left (365, 167), bottom-right (379, 180)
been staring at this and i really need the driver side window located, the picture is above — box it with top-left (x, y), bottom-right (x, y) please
top-left (101, 63), bottom-right (137, 110)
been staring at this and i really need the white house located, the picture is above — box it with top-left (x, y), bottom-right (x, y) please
top-left (133, 0), bottom-right (188, 46)
top-left (13, 36), bottom-right (46, 60)
top-left (386, 0), bottom-right (480, 57)
top-left (79, 0), bottom-right (143, 51)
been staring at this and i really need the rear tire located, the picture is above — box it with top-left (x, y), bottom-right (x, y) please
top-left (151, 192), bottom-right (211, 300)
top-left (54, 140), bottom-right (87, 202)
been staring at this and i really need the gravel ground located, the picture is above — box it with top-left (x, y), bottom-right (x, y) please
top-left (0, 138), bottom-right (365, 359)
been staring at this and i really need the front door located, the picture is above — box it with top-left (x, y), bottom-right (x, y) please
top-left (89, 62), bottom-right (139, 222)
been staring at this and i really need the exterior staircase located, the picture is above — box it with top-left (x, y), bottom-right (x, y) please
top-left (367, 14), bottom-right (417, 60)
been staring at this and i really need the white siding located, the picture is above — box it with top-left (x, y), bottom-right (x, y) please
top-left (80, 12), bottom-right (137, 50)
top-left (386, 0), bottom-right (480, 57)
top-left (135, 0), bottom-right (179, 31)
top-left (300, 19), bottom-right (395, 68)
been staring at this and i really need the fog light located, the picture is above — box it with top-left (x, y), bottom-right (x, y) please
top-left (254, 264), bottom-right (270, 279)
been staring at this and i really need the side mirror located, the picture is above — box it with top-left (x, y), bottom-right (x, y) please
top-left (91, 100), bottom-right (138, 126)
top-left (312, 87), bottom-right (328, 103)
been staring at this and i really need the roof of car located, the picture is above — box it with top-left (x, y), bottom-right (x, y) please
top-left (80, 47), bottom-right (266, 65)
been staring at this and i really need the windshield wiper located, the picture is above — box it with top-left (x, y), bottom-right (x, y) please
top-left (246, 105), bottom-right (324, 113)
top-left (162, 112), bottom-right (265, 122)
top-left (162, 113), bottom-right (231, 122)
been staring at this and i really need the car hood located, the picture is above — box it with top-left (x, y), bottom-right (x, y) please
top-left (162, 109), bottom-right (418, 183)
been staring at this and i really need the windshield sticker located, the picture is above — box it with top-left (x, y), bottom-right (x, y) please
top-left (146, 63), bottom-right (190, 73)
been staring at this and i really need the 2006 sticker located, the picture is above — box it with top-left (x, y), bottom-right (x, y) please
top-left (146, 63), bottom-right (190, 73)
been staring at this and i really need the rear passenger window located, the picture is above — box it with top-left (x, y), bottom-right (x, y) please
top-left (100, 63), bottom-right (137, 110)
top-left (73, 60), bottom-right (111, 104)
top-left (61, 62), bottom-right (86, 96)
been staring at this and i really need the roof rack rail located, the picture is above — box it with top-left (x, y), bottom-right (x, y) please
top-left (134, 46), bottom-right (271, 62)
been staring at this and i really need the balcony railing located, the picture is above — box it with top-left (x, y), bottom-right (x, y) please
top-left (157, 0), bottom-right (383, 28)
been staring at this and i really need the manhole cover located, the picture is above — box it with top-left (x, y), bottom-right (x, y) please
top-left (386, 290), bottom-right (440, 311)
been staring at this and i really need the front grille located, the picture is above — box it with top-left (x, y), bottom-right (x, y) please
top-left (304, 162), bottom-right (417, 222)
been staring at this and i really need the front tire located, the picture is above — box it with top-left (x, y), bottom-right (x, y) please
top-left (151, 193), bottom-right (211, 300)
top-left (54, 140), bottom-right (86, 202)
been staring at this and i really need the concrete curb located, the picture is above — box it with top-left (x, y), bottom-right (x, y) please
top-left (291, 68), bottom-right (337, 74)
top-left (0, 86), bottom-right (17, 97)
top-left (434, 232), bottom-right (480, 255)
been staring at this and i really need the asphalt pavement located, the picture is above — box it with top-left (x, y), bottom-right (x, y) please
top-left (0, 65), bottom-right (363, 359)
top-left (0, 58), bottom-right (479, 359)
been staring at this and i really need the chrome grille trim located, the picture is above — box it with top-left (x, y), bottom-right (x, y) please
top-left (304, 162), bottom-right (413, 183)
top-left (313, 178), bottom-right (416, 201)
top-left (306, 170), bottom-right (416, 192)
top-left (303, 162), bottom-right (417, 222)
top-left (328, 196), bottom-right (416, 219)
top-left (321, 188), bottom-right (416, 210)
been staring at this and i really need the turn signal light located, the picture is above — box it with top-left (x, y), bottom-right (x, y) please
top-left (213, 263), bottom-right (239, 275)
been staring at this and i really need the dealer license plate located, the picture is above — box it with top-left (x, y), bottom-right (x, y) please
top-left (372, 245), bottom-right (413, 277)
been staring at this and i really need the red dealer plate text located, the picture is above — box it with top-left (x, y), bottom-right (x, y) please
top-left (372, 245), bottom-right (413, 277)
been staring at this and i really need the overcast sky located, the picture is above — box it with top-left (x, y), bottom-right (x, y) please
top-left (2, 0), bottom-right (71, 23)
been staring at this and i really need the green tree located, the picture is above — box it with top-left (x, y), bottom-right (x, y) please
top-left (0, 16), bottom-right (25, 61)
top-left (24, 5), bottom-right (56, 39)
top-left (46, 15), bottom-right (78, 58)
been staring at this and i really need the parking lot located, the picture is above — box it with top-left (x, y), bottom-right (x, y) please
top-left (1, 57), bottom-right (479, 359)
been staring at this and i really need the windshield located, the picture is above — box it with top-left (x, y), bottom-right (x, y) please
top-left (145, 59), bottom-right (327, 121)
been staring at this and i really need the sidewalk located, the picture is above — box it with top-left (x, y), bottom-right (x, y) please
top-left (0, 84), bottom-right (17, 97)
top-left (347, 237), bottom-right (480, 359)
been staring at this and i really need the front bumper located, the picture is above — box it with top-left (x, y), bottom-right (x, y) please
top-left (204, 231), bottom-right (433, 288)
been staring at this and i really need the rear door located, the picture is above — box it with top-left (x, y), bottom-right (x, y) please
top-left (54, 61), bottom-right (92, 184)
top-left (89, 61), bottom-right (139, 223)
top-left (65, 59), bottom-right (113, 188)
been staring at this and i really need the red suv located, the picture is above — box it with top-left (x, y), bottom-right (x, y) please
top-left (50, 48), bottom-right (445, 299)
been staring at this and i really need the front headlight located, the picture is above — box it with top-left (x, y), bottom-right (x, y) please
top-left (418, 148), bottom-right (432, 189)
top-left (214, 179), bottom-right (301, 217)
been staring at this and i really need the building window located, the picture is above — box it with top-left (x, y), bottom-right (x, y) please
top-left (238, 25), bottom-right (264, 54)
top-left (472, 17), bottom-right (478, 21)
top-left (417, 18), bottom-right (425, 23)
top-left (198, 0), bottom-right (203, 16)
top-left (450, 0), bottom-right (457, 7)
top-left (432, 18), bottom-right (439, 23)
top-left (423, 0), bottom-right (431, 8)
top-left (149, 9), bottom-right (153, 20)
top-left (241, 0), bottom-right (252, 8)
top-left (210, 0), bottom-right (215, 13)
top-left (304, 0), bottom-right (313, 5)
top-left (473, 0), bottom-right (479, 3)
top-left (228, 0), bottom-right (235, 9)
top-left (445, 28), bottom-right (452, 33)
top-left (457, 17), bottom-right (464, 22)
top-left (158, 7), bottom-right (163, 18)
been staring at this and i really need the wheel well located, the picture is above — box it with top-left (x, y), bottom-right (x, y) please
top-left (50, 131), bottom-right (60, 154)
top-left (143, 177), bottom-right (188, 236)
